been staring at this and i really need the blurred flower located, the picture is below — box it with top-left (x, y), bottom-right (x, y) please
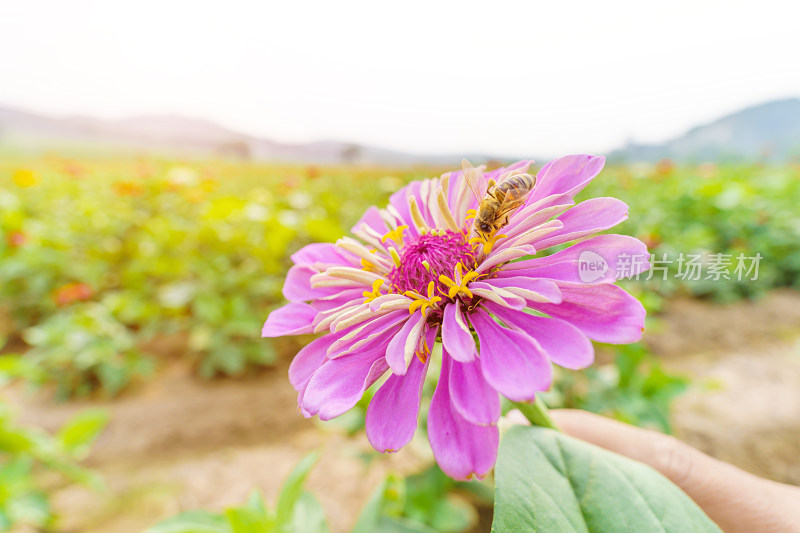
top-left (263, 156), bottom-right (649, 480)
top-left (6, 230), bottom-right (27, 248)
top-left (53, 283), bottom-right (94, 307)
top-left (12, 169), bottom-right (38, 188)
top-left (112, 181), bottom-right (145, 197)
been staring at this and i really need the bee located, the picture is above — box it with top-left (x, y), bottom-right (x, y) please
top-left (462, 159), bottom-right (536, 243)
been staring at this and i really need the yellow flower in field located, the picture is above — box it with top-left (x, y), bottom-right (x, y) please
top-left (12, 169), bottom-right (38, 188)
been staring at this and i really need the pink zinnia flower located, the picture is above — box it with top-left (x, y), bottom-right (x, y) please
top-left (263, 155), bottom-right (649, 480)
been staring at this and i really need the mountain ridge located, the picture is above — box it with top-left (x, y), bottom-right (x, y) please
top-left (2, 98), bottom-right (799, 164)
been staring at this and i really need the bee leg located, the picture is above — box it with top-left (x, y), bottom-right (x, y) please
top-left (485, 179), bottom-right (496, 195)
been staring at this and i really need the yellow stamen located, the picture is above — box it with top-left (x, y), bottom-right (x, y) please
top-left (381, 225), bottom-right (408, 244)
top-left (421, 260), bottom-right (431, 272)
top-left (362, 279), bottom-right (385, 303)
top-left (388, 247), bottom-right (402, 267)
top-left (439, 261), bottom-right (480, 300)
top-left (409, 196), bottom-right (428, 233)
top-left (404, 282), bottom-right (442, 315)
top-left (469, 232), bottom-right (508, 255)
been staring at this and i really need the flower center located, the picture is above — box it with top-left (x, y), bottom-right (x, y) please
top-left (389, 230), bottom-right (475, 295)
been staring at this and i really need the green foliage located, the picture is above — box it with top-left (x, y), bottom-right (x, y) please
top-left (548, 343), bottom-right (689, 433)
top-left (2, 157), bottom-right (797, 398)
top-left (0, 402), bottom-right (107, 532)
top-left (353, 465), bottom-right (488, 533)
top-left (22, 302), bottom-right (153, 398)
top-left (0, 158), bottom-right (413, 395)
top-left (492, 425), bottom-right (721, 533)
top-left (581, 163), bottom-right (800, 302)
top-left (146, 452), bottom-right (328, 533)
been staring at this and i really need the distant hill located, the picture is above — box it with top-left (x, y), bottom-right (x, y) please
top-left (2, 99), bottom-right (799, 164)
top-left (0, 105), bottom-right (497, 165)
top-left (610, 99), bottom-right (800, 163)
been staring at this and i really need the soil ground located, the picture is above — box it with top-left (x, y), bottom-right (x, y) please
top-left (5, 289), bottom-right (800, 532)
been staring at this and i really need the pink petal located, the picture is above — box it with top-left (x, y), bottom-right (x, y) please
top-left (327, 310), bottom-right (408, 358)
top-left (351, 205), bottom-right (388, 235)
top-left (283, 265), bottom-right (347, 302)
top-left (301, 347), bottom-right (389, 420)
top-left (469, 281), bottom-right (527, 310)
top-left (288, 335), bottom-right (335, 391)
top-left (479, 277), bottom-right (562, 305)
top-left (442, 302), bottom-right (476, 363)
top-left (388, 181), bottom-right (423, 237)
top-left (448, 351), bottom-right (501, 426)
top-left (533, 197), bottom-right (629, 250)
top-left (262, 303), bottom-right (316, 337)
top-left (485, 302), bottom-right (594, 370)
top-left (470, 310), bottom-right (552, 401)
top-left (366, 355), bottom-right (429, 453)
top-left (499, 234), bottom-right (650, 284)
top-left (529, 154), bottom-right (605, 203)
top-left (291, 242), bottom-right (353, 267)
top-left (427, 355), bottom-right (499, 481)
top-left (532, 282), bottom-right (646, 344)
top-left (385, 313), bottom-right (427, 375)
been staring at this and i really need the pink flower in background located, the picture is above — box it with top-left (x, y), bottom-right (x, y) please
top-left (263, 155), bottom-right (649, 480)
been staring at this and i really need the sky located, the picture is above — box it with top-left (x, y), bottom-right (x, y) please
top-left (1, 0), bottom-right (799, 158)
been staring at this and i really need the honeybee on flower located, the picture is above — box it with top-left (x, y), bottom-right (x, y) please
top-left (263, 155), bottom-right (649, 480)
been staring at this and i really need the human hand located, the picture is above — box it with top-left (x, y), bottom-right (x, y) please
top-left (546, 409), bottom-right (800, 533)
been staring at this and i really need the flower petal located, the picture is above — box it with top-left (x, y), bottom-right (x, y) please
top-left (479, 277), bottom-right (562, 305)
top-left (385, 313), bottom-right (427, 375)
top-left (427, 355), bottom-right (499, 481)
top-left (529, 154), bottom-right (605, 203)
top-left (448, 352), bottom-right (501, 426)
top-left (291, 242), bottom-right (354, 267)
top-left (532, 282), bottom-right (646, 344)
top-left (468, 282), bottom-right (526, 310)
top-left (288, 335), bottom-right (335, 391)
top-left (484, 302), bottom-right (594, 370)
top-left (327, 310), bottom-right (408, 358)
top-left (442, 302), bottom-right (476, 363)
top-left (470, 310), bottom-right (552, 401)
top-left (366, 355), bottom-right (429, 452)
top-left (533, 197), bottom-right (629, 250)
top-left (350, 205), bottom-right (388, 235)
top-left (301, 347), bottom-right (389, 420)
top-left (262, 303), bottom-right (316, 337)
top-left (499, 234), bottom-right (650, 284)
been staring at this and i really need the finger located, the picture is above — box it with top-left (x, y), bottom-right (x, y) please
top-left (550, 409), bottom-right (800, 533)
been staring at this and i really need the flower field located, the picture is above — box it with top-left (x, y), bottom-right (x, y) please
top-left (1, 154), bottom-right (799, 532)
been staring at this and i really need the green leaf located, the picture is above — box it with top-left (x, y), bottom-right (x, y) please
top-left (146, 510), bottom-right (231, 533)
top-left (492, 426), bottom-right (722, 533)
top-left (290, 491), bottom-right (330, 533)
top-left (350, 474), bottom-right (405, 533)
top-left (274, 452), bottom-right (320, 533)
top-left (57, 409), bottom-right (108, 457)
top-left (225, 489), bottom-right (271, 533)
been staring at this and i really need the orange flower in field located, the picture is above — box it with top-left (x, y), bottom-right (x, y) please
top-left (12, 169), bottom-right (38, 188)
top-left (6, 231), bottom-right (27, 248)
top-left (113, 181), bottom-right (145, 196)
top-left (53, 283), bottom-right (94, 306)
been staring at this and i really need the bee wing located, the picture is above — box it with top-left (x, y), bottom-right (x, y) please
top-left (461, 159), bottom-right (485, 203)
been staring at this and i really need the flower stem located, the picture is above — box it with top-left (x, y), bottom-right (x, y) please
top-left (513, 396), bottom-right (560, 431)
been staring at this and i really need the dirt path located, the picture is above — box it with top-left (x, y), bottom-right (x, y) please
top-left (9, 362), bottom-right (426, 533)
top-left (647, 290), bottom-right (800, 486)
top-left (6, 289), bottom-right (800, 532)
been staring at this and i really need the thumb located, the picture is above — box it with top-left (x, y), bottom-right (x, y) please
top-left (549, 409), bottom-right (800, 533)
